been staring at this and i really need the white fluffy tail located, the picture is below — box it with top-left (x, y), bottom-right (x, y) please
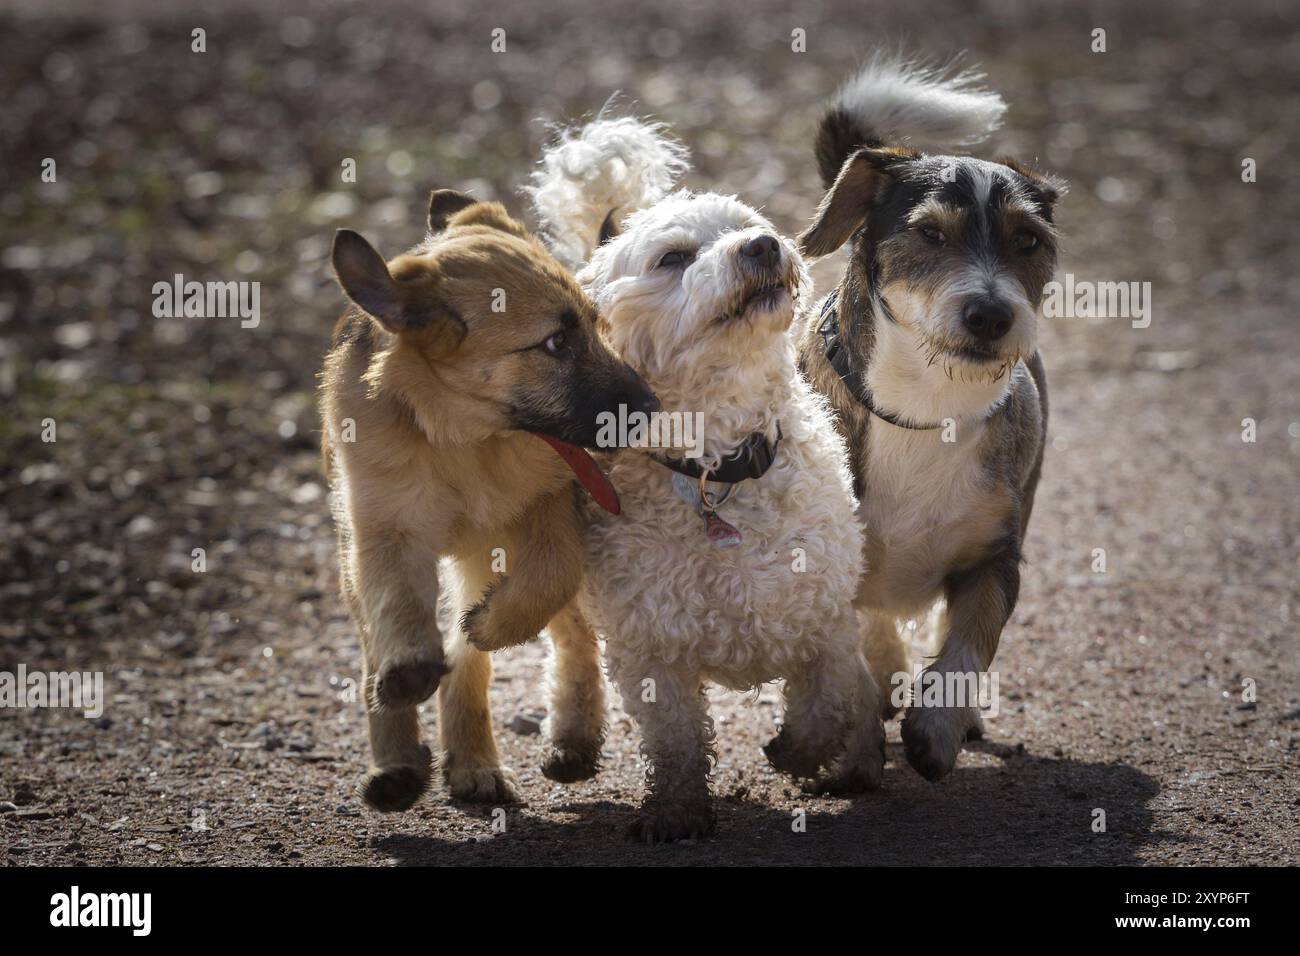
top-left (817, 54), bottom-right (1006, 184)
top-left (528, 116), bottom-right (689, 268)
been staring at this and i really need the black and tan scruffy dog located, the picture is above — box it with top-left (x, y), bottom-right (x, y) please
top-left (320, 190), bottom-right (656, 812)
top-left (796, 56), bottom-right (1063, 781)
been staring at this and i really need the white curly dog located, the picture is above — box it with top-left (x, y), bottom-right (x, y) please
top-left (531, 117), bottom-right (885, 842)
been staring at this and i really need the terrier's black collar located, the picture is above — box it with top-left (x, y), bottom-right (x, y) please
top-left (654, 425), bottom-right (782, 484)
top-left (817, 290), bottom-right (945, 431)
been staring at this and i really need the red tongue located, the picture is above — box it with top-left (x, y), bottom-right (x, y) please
top-left (535, 434), bottom-right (621, 516)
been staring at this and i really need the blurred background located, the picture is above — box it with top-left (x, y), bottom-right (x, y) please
top-left (0, 0), bottom-right (1296, 865)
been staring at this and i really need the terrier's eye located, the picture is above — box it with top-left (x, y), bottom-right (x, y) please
top-left (1013, 230), bottom-right (1040, 252)
top-left (657, 249), bottom-right (695, 269)
top-left (542, 331), bottom-right (569, 356)
top-left (918, 225), bottom-right (946, 245)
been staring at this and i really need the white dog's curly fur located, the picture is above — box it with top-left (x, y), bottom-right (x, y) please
top-left (532, 119), bottom-right (884, 842)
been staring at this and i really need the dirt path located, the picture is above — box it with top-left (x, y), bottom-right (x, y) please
top-left (2, 0), bottom-right (1296, 865)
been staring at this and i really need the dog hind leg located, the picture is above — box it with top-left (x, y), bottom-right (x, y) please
top-left (860, 609), bottom-right (911, 718)
top-left (359, 702), bottom-right (432, 812)
top-left (540, 602), bottom-right (606, 783)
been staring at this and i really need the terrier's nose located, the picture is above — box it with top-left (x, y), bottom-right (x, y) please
top-left (741, 235), bottom-right (780, 268)
top-left (961, 299), bottom-right (1015, 342)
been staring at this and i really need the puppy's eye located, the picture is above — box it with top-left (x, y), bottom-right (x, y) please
top-left (1013, 230), bottom-right (1040, 252)
top-left (542, 331), bottom-right (570, 357)
top-left (918, 225), bottom-right (946, 245)
top-left (657, 249), bottom-right (695, 269)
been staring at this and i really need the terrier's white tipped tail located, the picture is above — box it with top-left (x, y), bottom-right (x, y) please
top-left (528, 116), bottom-right (689, 268)
top-left (816, 54), bottom-right (1007, 185)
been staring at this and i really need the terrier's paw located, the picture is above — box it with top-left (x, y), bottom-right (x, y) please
top-left (541, 743), bottom-right (601, 784)
top-left (368, 653), bottom-right (447, 710)
top-left (359, 746), bottom-right (433, 812)
top-left (629, 800), bottom-right (715, 844)
top-left (965, 714), bottom-right (986, 741)
top-left (900, 706), bottom-right (969, 781)
top-left (445, 765), bottom-right (523, 804)
top-left (763, 725), bottom-right (834, 779)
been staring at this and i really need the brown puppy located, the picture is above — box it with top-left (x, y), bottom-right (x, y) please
top-left (321, 190), bottom-right (657, 811)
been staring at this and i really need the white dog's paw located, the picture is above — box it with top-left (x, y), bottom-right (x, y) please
top-left (900, 705), bottom-right (975, 781)
top-left (629, 799), bottom-right (715, 844)
top-left (445, 765), bottom-right (523, 804)
top-left (806, 717), bottom-right (886, 795)
top-left (763, 719), bottom-right (841, 779)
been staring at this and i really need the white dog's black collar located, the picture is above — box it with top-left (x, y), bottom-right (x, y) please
top-left (817, 290), bottom-right (946, 431)
top-left (654, 424), bottom-right (782, 485)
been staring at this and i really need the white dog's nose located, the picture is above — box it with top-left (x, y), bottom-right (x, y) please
top-left (741, 235), bottom-right (780, 268)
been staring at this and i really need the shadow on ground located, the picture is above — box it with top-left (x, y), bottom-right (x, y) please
top-left (375, 748), bottom-right (1165, 866)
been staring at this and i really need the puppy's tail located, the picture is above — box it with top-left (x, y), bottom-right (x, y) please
top-left (815, 53), bottom-right (1007, 186)
top-left (528, 114), bottom-right (689, 269)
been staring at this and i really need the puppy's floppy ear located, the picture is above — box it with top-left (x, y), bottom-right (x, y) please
top-left (331, 229), bottom-right (466, 351)
top-left (997, 157), bottom-right (1067, 220)
top-left (799, 146), bottom-right (916, 258)
top-left (428, 189), bottom-right (479, 233)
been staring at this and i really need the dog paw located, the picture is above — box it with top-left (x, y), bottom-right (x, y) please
top-left (628, 800), bottom-right (715, 844)
top-left (445, 765), bottom-right (524, 804)
top-left (368, 653), bottom-right (447, 710)
top-left (541, 743), bottom-right (601, 784)
top-left (460, 589), bottom-right (536, 652)
top-left (964, 714), bottom-right (986, 741)
top-left (900, 706), bottom-right (968, 781)
top-left (359, 746), bottom-right (433, 812)
top-left (805, 721), bottom-right (886, 796)
top-left (763, 726), bottom-right (832, 779)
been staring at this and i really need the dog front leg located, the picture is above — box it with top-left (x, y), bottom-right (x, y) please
top-left (766, 620), bottom-right (885, 793)
top-left (614, 661), bottom-right (715, 843)
top-left (462, 490), bottom-right (583, 652)
top-left (540, 602), bottom-right (606, 783)
top-left (900, 541), bottom-right (1020, 781)
top-left (352, 535), bottom-right (445, 812)
top-left (438, 554), bottom-right (522, 804)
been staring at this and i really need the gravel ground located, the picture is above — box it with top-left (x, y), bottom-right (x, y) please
top-left (1, 0), bottom-right (1297, 865)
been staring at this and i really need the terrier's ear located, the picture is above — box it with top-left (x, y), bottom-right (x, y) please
top-left (428, 189), bottom-right (480, 233)
top-left (799, 147), bottom-right (916, 258)
top-left (331, 230), bottom-right (466, 351)
top-left (997, 157), bottom-right (1067, 221)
